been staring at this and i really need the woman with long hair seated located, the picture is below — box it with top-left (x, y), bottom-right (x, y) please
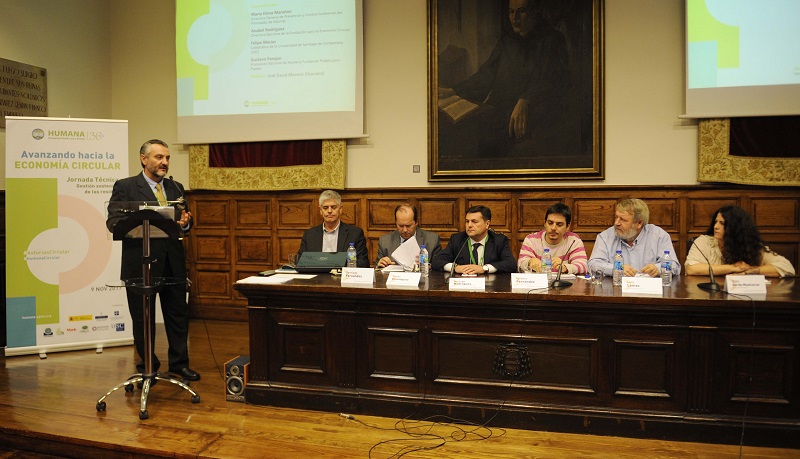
top-left (686, 205), bottom-right (795, 278)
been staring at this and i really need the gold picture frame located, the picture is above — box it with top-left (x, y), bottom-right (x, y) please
top-left (428, 0), bottom-right (604, 181)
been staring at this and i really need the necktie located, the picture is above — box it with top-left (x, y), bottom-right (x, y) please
top-left (472, 242), bottom-right (481, 265)
top-left (155, 183), bottom-right (167, 206)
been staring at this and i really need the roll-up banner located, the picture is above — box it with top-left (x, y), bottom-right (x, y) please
top-left (5, 116), bottom-right (131, 357)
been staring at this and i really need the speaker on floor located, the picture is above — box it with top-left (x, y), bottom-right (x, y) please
top-left (224, 355), bottom-right (249, 402)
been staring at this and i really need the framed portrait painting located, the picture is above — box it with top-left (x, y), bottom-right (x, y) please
top-left (429, 0), bottom-right (604, 181)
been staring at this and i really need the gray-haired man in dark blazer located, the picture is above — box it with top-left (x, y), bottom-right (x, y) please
top-left (298, 190), bottom-right (370, 267)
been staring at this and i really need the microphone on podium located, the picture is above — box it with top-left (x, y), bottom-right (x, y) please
top-left (689, 237), bottom-right (722, 292)
top-left (167, 176), bottom-right (187, 211)
top-left (550, 240), bottom-right (576, 289)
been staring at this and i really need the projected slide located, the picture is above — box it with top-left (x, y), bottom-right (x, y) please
top-left (687, 0), bottom-right (800, 89)
top-left (177, 0), bottom-right (356, 117)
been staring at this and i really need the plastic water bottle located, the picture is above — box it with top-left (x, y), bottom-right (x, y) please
top-left (346, 242), bottom-right (357, 268)
top-left (542, 248), bottom-right (553, 282)
top-left (419, 245), bottom-right (429, 277)
top-left (661, 250), bottom-right (673, 286)
top-left (612, 250), bottom-right (624, 286)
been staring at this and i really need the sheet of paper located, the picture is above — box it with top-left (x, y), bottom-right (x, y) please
top-left (391, 238), bottom-right (421, 269)
top-left (274, 273), bottom-right (316, 279)
top-left (236, 275), bottom-right (293, 285)
top-left (381, 264), bottom-right (405, 273)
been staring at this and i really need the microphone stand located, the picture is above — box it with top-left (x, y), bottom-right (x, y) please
top-left (690, 237), bottom-right (722, 291)
top-left (449, 234), bottom-right (471, 277)
top-left (550, 240), bottom-right (576, 289)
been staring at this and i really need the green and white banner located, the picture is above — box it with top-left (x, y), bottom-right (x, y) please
top-left (5, 116), bottom-right (131, 356)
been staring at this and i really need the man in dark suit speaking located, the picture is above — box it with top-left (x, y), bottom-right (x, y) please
top-left (299, 190), bottom-right (369, 267)
top-left (106, 139), bottom-right (199, 382)
top-left (432, 205), bottom-right (517, 274)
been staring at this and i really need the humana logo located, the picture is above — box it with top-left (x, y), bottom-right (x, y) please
top-left (48, 130), bottom-right (86, 139)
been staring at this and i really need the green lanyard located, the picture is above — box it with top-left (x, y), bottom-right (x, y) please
top-left (468, 238), bottom-right (485, 265)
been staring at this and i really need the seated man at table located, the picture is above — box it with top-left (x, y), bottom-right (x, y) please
top-left (432, 205), bottom-right (517, 274)
top-left (587, 198), bottom-right (680, 277)
top-left (518, 203), bottom-right (588, 275)
top-left (299, 189), bottom-right (370, 267)
top-left (375, 203), bottom-right (442, 269)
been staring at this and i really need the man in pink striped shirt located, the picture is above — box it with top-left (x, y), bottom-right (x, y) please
top-left (518, 203), bottom-right (588, 275)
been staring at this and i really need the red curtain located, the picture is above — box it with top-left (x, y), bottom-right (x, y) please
top-left (730, 116), bottom-right (800, 158)
top-left (209, 140), bottom-right (323, 167)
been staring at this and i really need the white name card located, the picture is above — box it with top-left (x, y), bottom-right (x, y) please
top-left (386, 272), bottom-right (421, 288)
top-left (621, 276), bottom-right (663, 296)
top-left (341, 267), bottom-right (375, 285)
top-left (448, 276), bottom-right (486, 291)
top-left (510, 273), bottom-right (549, 291)
top-left (726, 275), bottom-right (767, 294)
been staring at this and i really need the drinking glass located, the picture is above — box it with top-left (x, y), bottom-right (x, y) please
top-left (591, 268), bottom-right (605, 285)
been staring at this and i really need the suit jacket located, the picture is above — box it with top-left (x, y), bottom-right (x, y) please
top-left (376, 228), bottom-right (442, 267)
top-left (106, 172), bottom-right (188, 280)
top-left (432, 230), bottom-right (517, 273)
top-left (299, 222), bottom-right (370, 268)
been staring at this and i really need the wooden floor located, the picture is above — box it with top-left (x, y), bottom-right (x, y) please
top-left (1, 320), bottom-right (798, 459)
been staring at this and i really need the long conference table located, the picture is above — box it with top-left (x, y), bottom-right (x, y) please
top-left (234, 271), bottom-right (800, 446)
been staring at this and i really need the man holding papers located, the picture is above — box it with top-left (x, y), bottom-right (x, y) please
top-left (432, 205), bottom-right (516, 274)
top-left (375, 204), bottom-right (441, 269)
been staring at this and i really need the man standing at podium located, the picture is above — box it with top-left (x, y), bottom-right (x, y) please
top-left (106, 139), bottom-right (199, 382)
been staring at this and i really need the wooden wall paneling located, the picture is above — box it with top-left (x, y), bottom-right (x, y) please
top-left (750, 197), bottom-right (799, 232)
top-left (341, 198), bottom-right (361, 226)
top-left (417, 197), bottom-right (460, 232)
top-left (518, 197), bottom-right (564, 233)
top-left (194, 234), bottom-right (230, 262)
top-left (365, 198), bottom-right (405, 264)
top-left (235, 235), bottom-right (270, 265)
top-left (277, 196), bottom-right (316, 262)
top-left (415, 197), bottom-right (460, 249)
top-left (191, 198), bottom-right (230, 228)
top-left (278, 197), bottom-right (316, 228)
top-left (367, 199), bottom-right (405, 230)
top-left (571, 198), bottom-right (618, 259)
top-left (714, 329), bottom-right (799, 419)
top-left (687, 198), bottom-right (741, 234)
top-left (644, 198), bottom-right (680, 232)
top-left (750, 197), bottom-right (800, 266)
top-left (572, 198), bottom-right (617, 231)
top-left (235, 199), bottom-right (271, 228)
top-left (195, 268), bottom-right (232, 299)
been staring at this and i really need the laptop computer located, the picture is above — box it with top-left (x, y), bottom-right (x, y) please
top-left (295, 252), bottom-right (348, 273)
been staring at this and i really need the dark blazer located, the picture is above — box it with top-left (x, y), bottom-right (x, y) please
top-left (106, 172), bottom-right (188, 280)
top-left (432, 230), bottom-right (517, 273)
top-left (375, 228), bottom-right (442, 267)
top-left (299, 222), bottom-right (370, 268)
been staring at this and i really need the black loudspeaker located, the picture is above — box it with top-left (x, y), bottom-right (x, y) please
top-left (224, 355), bottom-right (250, 402)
